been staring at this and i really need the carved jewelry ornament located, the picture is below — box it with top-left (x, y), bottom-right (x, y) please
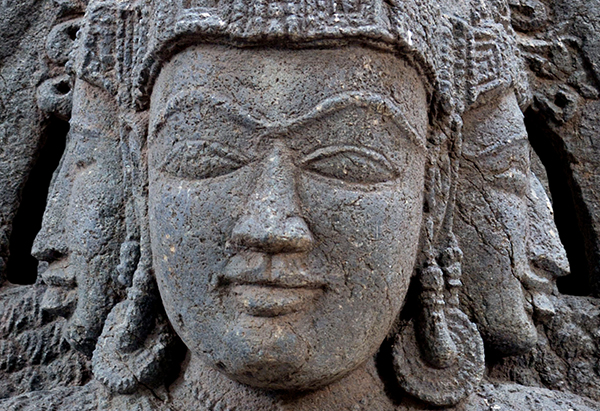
top-left (393, 309), bottom-right (485, 407)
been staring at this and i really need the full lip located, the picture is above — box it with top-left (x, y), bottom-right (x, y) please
top-left (41, 285), bottom-right (77, 317)
top-left (231, 284), bottom-right (323, 317)
top-left (220, 251), bottom-right (326, 317)
top-left (38, 258), bottom-right (76, 288)
top-left (37, 259), bottom-right (77, 317)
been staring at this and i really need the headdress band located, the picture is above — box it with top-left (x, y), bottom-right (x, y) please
top-left (74, 0), bottom-right (529, 118)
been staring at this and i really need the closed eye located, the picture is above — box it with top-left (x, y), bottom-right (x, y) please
top-left (160, 140), bottom-right (249, 180)
top-left (299, 145), bottom-right (397, 184)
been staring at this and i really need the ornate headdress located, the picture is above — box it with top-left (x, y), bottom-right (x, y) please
top-left (75, 0), bottom-right (529, 117)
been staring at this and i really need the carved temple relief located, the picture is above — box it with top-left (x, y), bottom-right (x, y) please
top-left (32, 80), bottom-right (127, 356)
top-left (0, 0), bottom-right (590, 409)
top-left (456, 90), bottom-right (570, 355)
top-left (146, 44), bottom-right (429, 408)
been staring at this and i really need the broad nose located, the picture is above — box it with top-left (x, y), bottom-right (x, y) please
top-left (32, 220), bottom-right (67, 263)
top-left (31, 183), bottom-right (68, 262)
top-left (231, 142), bottom-right (314, 254)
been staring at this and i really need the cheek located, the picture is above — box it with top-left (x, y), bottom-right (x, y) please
top-left (148, 172), bottom-right (250, 301)
top-left (66, 165), bottom-right (123, 258)
top-left (298, 173), bottom-right (424, 313)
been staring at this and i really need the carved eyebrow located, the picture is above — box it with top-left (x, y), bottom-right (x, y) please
top-left (151, 89), bottom-right (425, 151)
top-left (264, 92), bottom-right (426, 151)
top-left (150, 90), bottom-right (259, 138)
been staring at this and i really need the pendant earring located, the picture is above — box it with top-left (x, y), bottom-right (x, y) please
top-left (393, 248), bottom-right (484, 407)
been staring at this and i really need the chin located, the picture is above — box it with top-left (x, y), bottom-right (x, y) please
top-left (219, 357), bottom-right (356, 391)
top-left (224, 360), bottom-right (310, 390)
top-left (204, 331), bottom-right (368, 392)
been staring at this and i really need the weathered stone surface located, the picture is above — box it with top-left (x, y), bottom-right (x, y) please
top-left (0, 0), bottom-right (52, 283)
top-left (0, 0), bottom-right (599, 409)
top-left (0, 284), bottom-right (90, 399)
top-left (515, 0), bottom-right (600, 296)
top-left (489, 294), bottom-right (600, 402)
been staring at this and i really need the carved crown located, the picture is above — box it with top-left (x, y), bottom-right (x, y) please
top-left (74, 0), bottom-right (529, 118)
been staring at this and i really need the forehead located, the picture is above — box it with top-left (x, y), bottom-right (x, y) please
top-left (151, 44), bottom-right (429, 138)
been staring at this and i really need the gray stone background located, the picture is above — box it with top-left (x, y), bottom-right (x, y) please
top-left (1, 0), bottom-right (600, 406)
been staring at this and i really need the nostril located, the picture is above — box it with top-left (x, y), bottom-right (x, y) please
top-left (282, 216), bottom-right (314, 252)
top-left (33, 249), bottom-right (65, 264)
top-left (46, 249), bottom-right (66, 262)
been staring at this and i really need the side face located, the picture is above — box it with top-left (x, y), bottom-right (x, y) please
top-left (457, 92), bottom-right (538, 355)
top-left (32, 80), bottom-right (125, 355)
top-left (148, 44), bottom-right (429, 390)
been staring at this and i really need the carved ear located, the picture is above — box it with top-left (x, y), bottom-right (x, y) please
top-left (393, 244), bottom-right (484, 407)
top-left (390, 115), bottom-right (485, 407)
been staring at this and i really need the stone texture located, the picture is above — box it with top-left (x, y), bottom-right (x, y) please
top-left (0, 284), bottom-right (90, 399)
top-left (515, 0), bottom-right (600, 296)
top-left (0, 0), bottom-right (599, 409)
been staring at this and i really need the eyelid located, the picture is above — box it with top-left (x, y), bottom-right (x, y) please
top-left (492, 168), bottom-right (529, 196)
top-left (299, 145), bottom-right (396, 173)
top-left (159, 139), bottom-right (251, 179)
top-left (198, 139), bottom-right (249, 163)
top-left (71, 141), bottom-right (97, 171)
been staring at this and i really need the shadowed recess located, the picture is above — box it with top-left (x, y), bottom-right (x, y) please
top-left (525, 108), bottom-right (591, 296)
top-left (6, 116), bottom-right (68, 285)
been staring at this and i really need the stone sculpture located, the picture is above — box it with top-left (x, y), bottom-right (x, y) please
top-left (1, 0), bottom-right (600, 409)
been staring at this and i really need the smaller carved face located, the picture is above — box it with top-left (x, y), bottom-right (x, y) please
top-left (148, 45), bottom-right (429, 389)
top-left (32, 81), bottom-right (124, 355)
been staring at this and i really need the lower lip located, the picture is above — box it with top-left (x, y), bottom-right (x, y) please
top-left (41, 286), bottom-right (76, 316)
top-left (231, 284), bottom-right (322, 317)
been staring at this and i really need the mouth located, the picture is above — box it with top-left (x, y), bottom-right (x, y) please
top-left (38, 259), bottom-right (76, 287)
top-left (41, 286), bottom-right (77, 317)
top-left (37, 259), bottom-right (77, 317)
top-left (221, 251), bottom-right (326, 317)
top-left (231, 284), bottom-right (323, 317)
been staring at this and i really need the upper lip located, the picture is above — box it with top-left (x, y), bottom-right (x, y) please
top-left (38, 258), bottom-right (76, 287)
top-left (219, 251), bottom-right (326, 289)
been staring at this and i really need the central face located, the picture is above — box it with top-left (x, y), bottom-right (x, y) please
top-left (148, 44), bottom-right (429, 390)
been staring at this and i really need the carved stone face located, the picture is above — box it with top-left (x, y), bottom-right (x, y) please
top-left (148, 44), bottom-right (429, 390)
top-left (32, 81), bottom-right (124, 355)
